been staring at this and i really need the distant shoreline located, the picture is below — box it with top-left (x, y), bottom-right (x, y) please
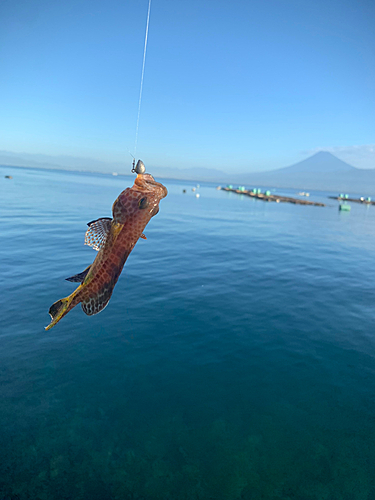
top-left (2, 162), bottom-right (375, 197)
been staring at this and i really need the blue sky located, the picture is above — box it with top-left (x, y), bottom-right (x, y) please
top-left (0, 0), bottom-right (374, 173)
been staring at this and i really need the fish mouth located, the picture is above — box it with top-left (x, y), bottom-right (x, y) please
top-left (135, 173), bottom-right (168, 198)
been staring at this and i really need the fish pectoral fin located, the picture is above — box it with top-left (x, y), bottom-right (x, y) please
top-left (140, 233), bottom-right (147, 240)
top-left (112, 222), bottom-right (123, 239)
top-left (85, 217), bottom-right (112, 251)
top-left (65, 265), bottom-right (91, 283)
top-left (81, 283), bottom-right (115, 316)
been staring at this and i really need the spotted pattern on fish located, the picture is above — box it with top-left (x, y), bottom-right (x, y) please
top-left (46, 173), bottom-right (168, 330)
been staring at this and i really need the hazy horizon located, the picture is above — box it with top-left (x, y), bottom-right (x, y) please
top-left (3, 150), bottom-right (375, 196)
top-left (0, 148), bottom-right (374, 176)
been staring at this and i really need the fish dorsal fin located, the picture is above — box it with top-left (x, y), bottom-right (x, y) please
top-left (65, 265), bottom-right (91, 283)
top-left (85, 217), bottom-right (112, 251)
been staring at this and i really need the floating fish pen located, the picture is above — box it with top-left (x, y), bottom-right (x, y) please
top-left (329, 195), bottom-right (375, 205)
top-left (220, 187), bottom-right (325, 207)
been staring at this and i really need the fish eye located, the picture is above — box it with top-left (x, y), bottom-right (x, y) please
top-left (139, 197), bottom-right (149, 209)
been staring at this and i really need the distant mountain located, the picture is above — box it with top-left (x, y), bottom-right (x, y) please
top-left (275, 151), bottom-right (355, 174)
top-left (149, 165), bottom-right (229, 182)
top-left (0, 150), bottom-right (125, 172)
top-left (233, 152), bottom-right (375, 196)
top-left (0, 150), bottom-right (230, 182)
top-left (2, 149), bottom-right (375, 195)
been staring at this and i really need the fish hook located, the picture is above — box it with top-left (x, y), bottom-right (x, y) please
top-left (132, 159), bottom-right (146, 174)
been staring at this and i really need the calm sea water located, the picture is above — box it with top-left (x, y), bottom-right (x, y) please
top-left (1, 165), bottom-right (375, 500)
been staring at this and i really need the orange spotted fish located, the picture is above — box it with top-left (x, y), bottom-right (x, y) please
top-left (45, 172), bottom-right (167, 330)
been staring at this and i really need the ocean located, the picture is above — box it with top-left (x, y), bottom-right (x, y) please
top-left (1, 165), bottom-right (375, 500)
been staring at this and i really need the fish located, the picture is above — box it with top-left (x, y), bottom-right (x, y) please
top-left (45, 173), bottom-right (167, 330)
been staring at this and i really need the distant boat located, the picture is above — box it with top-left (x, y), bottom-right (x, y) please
top-left (112, 172), bottom-right (118, 176)
top-left (5, 175), bottom-right (13, 179)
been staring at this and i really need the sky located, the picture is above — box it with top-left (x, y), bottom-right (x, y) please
top-left (0, 0), bottom-right (374, 173)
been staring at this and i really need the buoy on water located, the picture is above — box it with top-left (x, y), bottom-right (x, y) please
top-left (339, 204), bottom-right (351, 211)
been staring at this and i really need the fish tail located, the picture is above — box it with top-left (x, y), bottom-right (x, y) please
top-left (45, 287), bottom-right (81, 331)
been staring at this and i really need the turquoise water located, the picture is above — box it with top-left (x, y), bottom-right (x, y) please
top-left (1, 165), bottom-right (375, 499)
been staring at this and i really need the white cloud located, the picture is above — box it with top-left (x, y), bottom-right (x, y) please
top-left (305, 145), bottom-right (375, 169)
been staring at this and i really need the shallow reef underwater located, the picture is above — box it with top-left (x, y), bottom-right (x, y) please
top-left (0, 404), bottom-right (372, 500)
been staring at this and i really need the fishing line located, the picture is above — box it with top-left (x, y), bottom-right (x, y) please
top-left (134, 0), bottom-right (152, 159)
